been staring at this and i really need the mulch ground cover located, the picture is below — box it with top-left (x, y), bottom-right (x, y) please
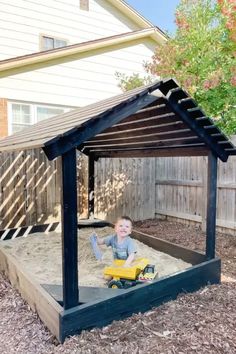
top-left (0, 220), bottom-right (236, 354)
top-left (133, 219), bottom-right (236, 279)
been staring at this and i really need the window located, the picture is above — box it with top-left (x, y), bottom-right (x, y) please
top-left (80, 0), bottom-right (89, 11)
top-left (40, 35), bottom-right (68, 51)
top-left (11, 104), bottom-right (31, 133)
top-left (8, 102), bottom-right (71, 134)
top-left (36, 106), bottom-right (66, 122)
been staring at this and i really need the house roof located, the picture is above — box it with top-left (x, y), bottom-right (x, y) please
top-left (107, 0), bottom-right (165, 34)
top-left (0, 78), bottom-right (235, 162)
top-left (0, 28), bottom-right (166, 78)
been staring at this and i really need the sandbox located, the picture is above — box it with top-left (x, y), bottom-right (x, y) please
top-left (0, 226), bottom-right (191, 288)
top-left (0, 223), bottom-right (221, 343)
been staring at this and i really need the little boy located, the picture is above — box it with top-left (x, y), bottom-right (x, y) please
top-left (96, 216), bottom-right (137, 267)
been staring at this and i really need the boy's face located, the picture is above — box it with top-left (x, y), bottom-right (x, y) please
top-left (115, 218), bottom-right (132, 239)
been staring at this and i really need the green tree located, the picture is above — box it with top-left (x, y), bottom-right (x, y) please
top-left (116, 0), bottom-right (236, 134)
top-left (114, 72), bottom-right (153, 92)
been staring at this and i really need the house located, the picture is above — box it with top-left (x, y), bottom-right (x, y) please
top-left (0, 0), bottom-right (166, 137)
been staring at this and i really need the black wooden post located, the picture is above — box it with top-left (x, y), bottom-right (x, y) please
top-left (61, 148), bottom-right (78, 309)
top-left (206, 151), bottom-right (218, 259)
top-left (88, 154), bottom-right (95, 219)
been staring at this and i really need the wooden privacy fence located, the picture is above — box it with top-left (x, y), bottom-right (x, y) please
top-left (95, 155), bottom-right (236, 235)
top-left (95, 157), bottom-right (156, 222)
top-left (0, 149), bottom-right (59, 229)
top-left (0, 149), bottom-right (88, 230)
top-left (155, 156), bottom-right (236, 234)
top-left (1, 149), bottom-right (236, 235)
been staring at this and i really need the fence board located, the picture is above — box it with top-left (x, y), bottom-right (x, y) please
top-left (0, 149), bottom-right (87, 229)
top-left (155, 155), bottom-right (236, 235)
top-left (95, 157), bottom-right (156, 222)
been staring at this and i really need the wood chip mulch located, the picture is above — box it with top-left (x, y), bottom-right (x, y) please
top-left (0, 220), bottom-right (236, 354)
top-left (133, 219), bottom-right (236, 279)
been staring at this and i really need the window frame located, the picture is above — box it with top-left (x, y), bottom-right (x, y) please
top-left (8, 101), bottom-right (72, 135)
top-left (39, 34), bottom-right (69, 51)
top-left (80, 0), bottom-right (89, 11)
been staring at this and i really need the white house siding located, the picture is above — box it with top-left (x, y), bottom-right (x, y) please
top-left (0, 40), bottom-right (157, 107)
top-left (0, 0), bottom-right (140, 60)
top-left (0, 0), bottom-right (159, 134)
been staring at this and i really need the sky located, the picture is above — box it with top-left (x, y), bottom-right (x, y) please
top-left (126, 0), bottom-right (181, 35)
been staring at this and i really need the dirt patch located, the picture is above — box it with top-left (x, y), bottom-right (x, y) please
top-left (0, 220), bottom-right (236, 354)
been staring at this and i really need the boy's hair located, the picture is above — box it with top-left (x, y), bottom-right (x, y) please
top-left (116, 215), bottom-right (133, 225)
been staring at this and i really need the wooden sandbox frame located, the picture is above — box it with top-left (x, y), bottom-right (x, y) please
top-left (0, 222), bottom-right (220, 343)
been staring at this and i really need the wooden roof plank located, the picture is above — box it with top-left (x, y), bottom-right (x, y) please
top-left (86, 128), bottom-right (193, 143)
top-left (83, 122), bottom-right (190, 144)
top-left (0, 138), bottom-right (49, 152)
top-left (118, 103), bottom-right (172, 123)
top-left (43, 93), bottom-right (159, 160)
top-left (113, 113), bottom-right (179, 127)
top-left (83, 134), bottom-right (197, 150)
top-left (89, 142), bottom-right (205, 152)
top-left (97, 117), bottom-right (185, 136)
top-left (0, 83), bottom-right (159, 149)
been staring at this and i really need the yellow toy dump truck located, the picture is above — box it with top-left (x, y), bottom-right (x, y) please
top-left (104, 258), bottom-right (158, 289)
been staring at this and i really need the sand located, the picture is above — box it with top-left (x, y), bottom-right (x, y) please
top-left (0, 226), bottom-right (191, 288)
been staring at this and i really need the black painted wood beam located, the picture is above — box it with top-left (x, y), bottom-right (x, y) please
top-left (158, 84), bottom-right (229, 162)
top-left (84, 132), bottom-right (197, 149)
top-left (225, 148), bottom-right (236, 155)
top-left (59, 258), bottom-right (220, 342)
top-left (206, 151), bottom-right (218, 259)
top-left (61, 149), bottom-right (79, 309)
top-left (84, 137), bottom-right (203, 152)
top-left (91, 146), bottom-right (209, 158)
top-left (88, 154), bottom-right (95, 219)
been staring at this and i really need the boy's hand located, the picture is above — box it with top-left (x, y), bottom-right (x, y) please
top-left (123, 252), bottom-right (135, 267)
top-left (123, 263), bottom-right (131, 268)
